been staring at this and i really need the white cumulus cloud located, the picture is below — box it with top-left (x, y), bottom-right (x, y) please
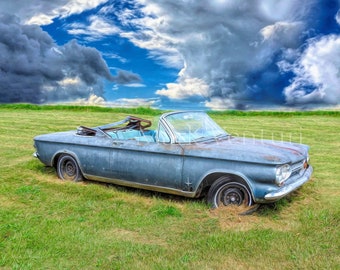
top-left (284, 35), bottom-right (340, 106)
top-left (67, 15), bottom-right (121, 40)
top-left (336, 9), bottom-right (340, 25)
top-left (74, 94), bottom-right (105, 105)
top-left (26, 0), bottom-right (108, 25)
top-left (156, 77), bottom-right (209, 100)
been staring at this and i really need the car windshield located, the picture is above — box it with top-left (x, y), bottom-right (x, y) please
top-left (164, 112), bottom-right (229, 143)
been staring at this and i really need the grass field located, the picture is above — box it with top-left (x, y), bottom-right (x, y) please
top-left (0, 105), bottom-right (339, 269)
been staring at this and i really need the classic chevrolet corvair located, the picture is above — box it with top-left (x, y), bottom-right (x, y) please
top-left (33, 111), bottom-right (313, 210)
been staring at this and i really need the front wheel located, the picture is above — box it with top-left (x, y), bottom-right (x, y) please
top-left (56, 154), bottom-right (83, 182)
top-left (207, 176), bottom-right (253, 210)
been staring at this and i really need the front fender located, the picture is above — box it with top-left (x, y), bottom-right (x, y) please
top-left (197, 169), bottom-right (255, 199)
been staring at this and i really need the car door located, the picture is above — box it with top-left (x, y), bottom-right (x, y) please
top-left (79, 133), bottom-right (113, 179)
top-left (108, 139), bottom-right (184, 190)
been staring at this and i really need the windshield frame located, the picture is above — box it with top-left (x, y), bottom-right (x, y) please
top-left (160, 111), bottom-right (229, 144)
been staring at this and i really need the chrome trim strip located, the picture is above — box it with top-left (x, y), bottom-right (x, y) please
top-left (265, 165), bottom-right (313, 201)
top-left (83, 174), bottom-right (197, 198)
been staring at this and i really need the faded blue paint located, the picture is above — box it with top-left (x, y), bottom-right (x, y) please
top-left (33, 111), bottom-right (313, 203)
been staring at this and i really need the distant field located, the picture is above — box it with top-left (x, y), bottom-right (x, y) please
top-left (0, 105), bottom-right (339, 269)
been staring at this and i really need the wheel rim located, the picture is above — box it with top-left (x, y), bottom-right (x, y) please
top-left (215, 182), bottom-right (251, 207)
top-left (64, 160), bottom-right (76, 178)
top-left (221, 188), bottom-right (243, 206)
top-left (58, 156), bottom-right (79, 181)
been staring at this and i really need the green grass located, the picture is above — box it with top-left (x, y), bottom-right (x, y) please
top-left (0, 105), bottom-right (339, 269)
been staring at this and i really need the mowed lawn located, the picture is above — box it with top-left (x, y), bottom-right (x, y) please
top-left (0, 106), bottom-right (339, 270)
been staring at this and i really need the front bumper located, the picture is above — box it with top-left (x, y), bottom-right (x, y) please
top-left (264, 165), bottom-right (313, 201)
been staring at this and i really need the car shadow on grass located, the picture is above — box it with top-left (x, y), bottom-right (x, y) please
top-left (85, 179), bottom-right (302, 216)
top-left (34, 163), bottom-right (302, 216)
top-left (89, 180), bottom-right (199, 204)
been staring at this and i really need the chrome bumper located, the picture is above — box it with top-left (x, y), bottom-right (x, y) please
top-left (264, 165), bottom-right (313, 201)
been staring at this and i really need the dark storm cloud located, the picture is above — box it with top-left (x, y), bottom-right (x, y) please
top-left (113, 70), bottom-right (141, 84)
top-left (0, 13), bottom-right (141, 104)
top-left (60, 40), bottom-right (141, 85)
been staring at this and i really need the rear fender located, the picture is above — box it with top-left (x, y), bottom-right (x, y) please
top-left (52, 150), bottom-right (82, 172)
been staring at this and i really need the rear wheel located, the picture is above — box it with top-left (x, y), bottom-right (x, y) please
top-left (57, 154), bottom-right (83, 182)
top-left (207, 176), bottom-right (253, 210)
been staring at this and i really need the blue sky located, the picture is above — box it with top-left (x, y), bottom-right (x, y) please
top-left (0, 0), bottom-right (340, 110)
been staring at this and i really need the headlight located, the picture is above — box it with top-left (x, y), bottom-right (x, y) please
top-left (275, 164), bottom-right (291, 186)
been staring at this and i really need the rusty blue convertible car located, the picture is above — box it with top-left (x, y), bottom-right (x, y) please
top-left (33, 111), bottom-right (313, 210)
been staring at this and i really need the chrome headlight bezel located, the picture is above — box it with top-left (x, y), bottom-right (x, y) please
top-left (275, 164), bottom-right (292, 186)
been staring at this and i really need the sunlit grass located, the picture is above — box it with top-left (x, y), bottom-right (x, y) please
top-left (0, 105), bottom-right (339, 269)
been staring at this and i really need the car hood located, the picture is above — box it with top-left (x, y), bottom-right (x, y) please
top-left (184, 137), bottom-right (309, 165)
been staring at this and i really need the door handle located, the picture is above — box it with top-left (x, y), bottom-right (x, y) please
top-left (113, 141), bottom-right (123, 146)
